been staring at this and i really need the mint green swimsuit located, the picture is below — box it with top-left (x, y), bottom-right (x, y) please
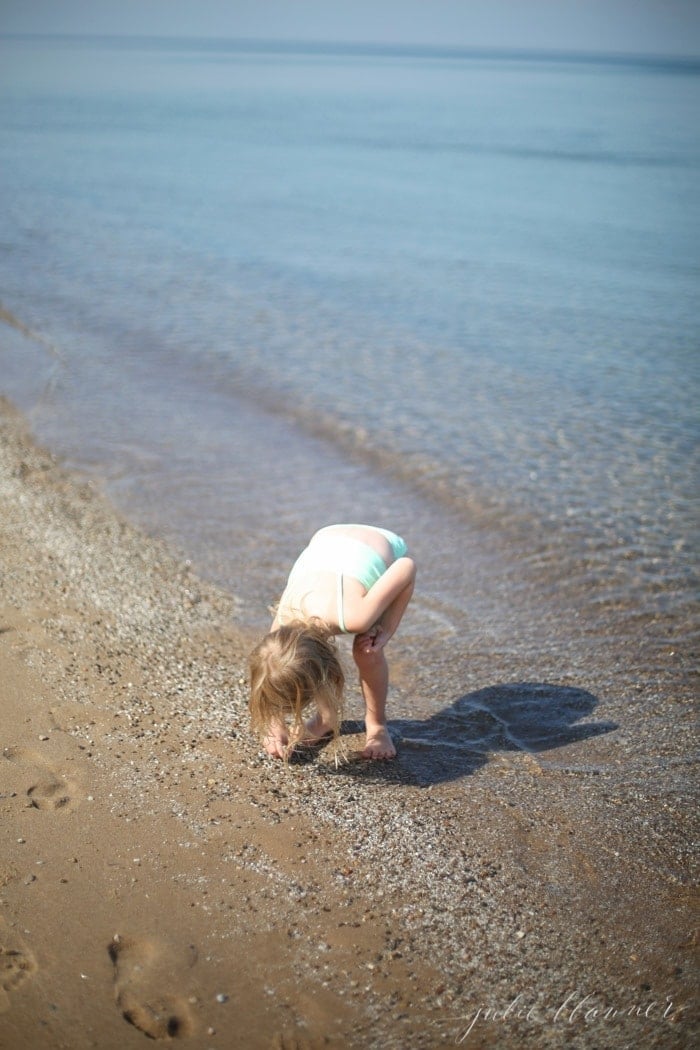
top-left (285, 525), bottom-right (408, 633)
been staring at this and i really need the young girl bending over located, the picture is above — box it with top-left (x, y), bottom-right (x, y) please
top-left (249, 524), bottom-right (416, 760)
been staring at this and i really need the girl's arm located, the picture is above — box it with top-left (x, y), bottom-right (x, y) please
top-left (340, 556), bottom-right (416, 636)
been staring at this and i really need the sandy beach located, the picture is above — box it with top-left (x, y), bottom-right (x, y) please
top-left (0, 393), bottom-right (697, 1050)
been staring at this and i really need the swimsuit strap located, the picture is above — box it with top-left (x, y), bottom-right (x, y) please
top-left (337, 572), bottom-right (348, 633)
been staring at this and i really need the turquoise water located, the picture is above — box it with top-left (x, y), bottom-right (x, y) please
top-left (1, 35), bottom-right (698, 657)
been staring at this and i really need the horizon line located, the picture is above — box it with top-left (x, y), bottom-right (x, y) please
top-left (2, 31), bottom-right (700, 68)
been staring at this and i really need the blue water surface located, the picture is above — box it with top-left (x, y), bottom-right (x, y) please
top-left (0, 36), bottom-right (698, 629)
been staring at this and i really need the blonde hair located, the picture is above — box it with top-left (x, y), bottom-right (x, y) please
top-left (248, 619), bottom-right (344, 755)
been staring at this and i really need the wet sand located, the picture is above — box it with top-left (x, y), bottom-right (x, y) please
top-left (0, 394), bottom-right (697, 1049)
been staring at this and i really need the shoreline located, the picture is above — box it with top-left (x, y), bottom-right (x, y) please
top-left (0, 394), bottom-right (696, 1048)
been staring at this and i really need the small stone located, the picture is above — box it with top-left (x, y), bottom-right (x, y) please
top-left (24, 874), bottom-right (36, 885)
top-left (215, 993), bottom-right (229, 1003)
top-left (39, 735), bottom-right (49, 741)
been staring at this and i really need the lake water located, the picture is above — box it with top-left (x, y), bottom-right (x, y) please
top-left (1, 36), bottom-right (698, 785)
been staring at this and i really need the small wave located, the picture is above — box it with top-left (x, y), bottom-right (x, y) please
top-left (335, 135), bottom-right (695, 169)
top-left (400, 736), bottom-right (486, 752)
top-left (0, 302), bottom-right (64, 361)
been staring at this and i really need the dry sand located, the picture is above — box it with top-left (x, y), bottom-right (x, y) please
top-left (0, 395), bottom-right (697, 1049)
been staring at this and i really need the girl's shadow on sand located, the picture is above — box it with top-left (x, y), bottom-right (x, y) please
top-left (327, 682), bottom-right (617, 787)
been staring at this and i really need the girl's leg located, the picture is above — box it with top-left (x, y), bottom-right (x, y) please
top-left (352, 640), bottom-right (396, 759)
top-left (302, 707), bottom-right (335, 743)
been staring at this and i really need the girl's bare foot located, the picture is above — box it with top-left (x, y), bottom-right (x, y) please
top-left (362, 725), bottom-right (396, 760)
top-left (300, 711), bottom-right (335, 746)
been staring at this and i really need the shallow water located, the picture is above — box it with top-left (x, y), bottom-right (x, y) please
top-left (0, 36), bottom-right (698, 794)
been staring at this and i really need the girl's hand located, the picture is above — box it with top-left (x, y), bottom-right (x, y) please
top-left (263, 729), bottom-right (289, 759)
top-left (356, 624), bottom-right (390, 653)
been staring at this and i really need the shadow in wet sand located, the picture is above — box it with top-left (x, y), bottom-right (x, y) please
top-left (324, 682), bottom-right (617, 786)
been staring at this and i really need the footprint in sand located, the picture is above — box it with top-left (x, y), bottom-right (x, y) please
top-left (3, 745), bottom-right (80, 812)
top-left (108, 935), bottom-right (195, 1040)
top-left (270, 1034), bottom-right (324, 1050)
top-left (0, 920), bottom-right (37, 1014)
top-left (270, 1032), bottom-right (333, 1050)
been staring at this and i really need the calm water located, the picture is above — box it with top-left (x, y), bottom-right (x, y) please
top-left (1, 37), bottom-right (698, 778)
